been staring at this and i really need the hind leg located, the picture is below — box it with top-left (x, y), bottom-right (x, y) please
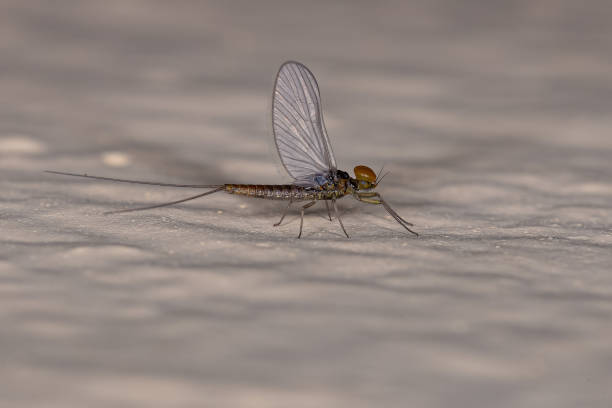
top-left (297, 201), bottom-right (316, 238)
top-left (274, 199), bottom-right (292, 227)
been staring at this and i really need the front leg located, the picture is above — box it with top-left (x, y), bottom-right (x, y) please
top-left (356, 196), bottom-right (382, 205)
top-left (356, 192), bottom-right (379, 198)
top-left (355, 192), bottom-right (418, 236)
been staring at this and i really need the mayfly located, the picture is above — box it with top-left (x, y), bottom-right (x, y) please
top-left (47, 61), bottom-right (418, 238)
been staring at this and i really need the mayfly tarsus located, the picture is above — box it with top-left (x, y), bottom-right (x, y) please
top-left (47, 61), bottom-right (418, 238)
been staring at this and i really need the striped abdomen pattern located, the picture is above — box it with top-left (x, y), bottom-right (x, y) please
top-left (224, 184), bottom-right (344, 201)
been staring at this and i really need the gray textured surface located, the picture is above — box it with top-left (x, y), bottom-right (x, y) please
top-left (1, 1), bottom-right (611, 407)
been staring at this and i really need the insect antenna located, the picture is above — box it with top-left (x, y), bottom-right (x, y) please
top-left (45, 170), bottom-right (219, 188)
top-left (104, 186), bottom-right (225, 215)
top-left (375, 164), bottom-right (386, 182)
top-left (376, 171), bottom-right (390, 186)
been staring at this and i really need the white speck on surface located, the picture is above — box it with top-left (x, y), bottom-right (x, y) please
top-left (101, 151), bottom-right (132, 167)
top-left (0, 135), bottom-right (45, 154)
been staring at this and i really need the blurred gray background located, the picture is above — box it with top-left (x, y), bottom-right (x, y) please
top-left (1, 1), bottom-right (611, 407)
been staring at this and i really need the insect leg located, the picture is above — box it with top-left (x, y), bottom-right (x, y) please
top-left (356, 192), bottom-right (382, 199)
top-left (332, 199), bottom-right (350, 239)
top-left (274, 199), bottom-right (293, 227)
top-left (356, 193), bottom-right (418, 236)
top-left (325, 200), bottom-right (333, 221)
top-left (357, 197), bottom-right (382, 204)
top-left (298, 201), bottom-right (316, 239)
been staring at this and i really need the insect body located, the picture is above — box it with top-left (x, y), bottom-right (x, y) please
top-left (47, 61), bottom-right (418, 238)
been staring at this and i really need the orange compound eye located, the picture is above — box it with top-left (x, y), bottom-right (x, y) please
top-left (354, 165), bottom-right (376, 183)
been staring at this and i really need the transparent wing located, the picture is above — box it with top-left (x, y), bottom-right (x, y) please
top-left (272, 61), bottom-right (337, 183)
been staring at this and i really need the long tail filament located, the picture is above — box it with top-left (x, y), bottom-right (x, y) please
top-left (45, 170), bottom-right (225, 214)
top-left (104, 187), bottom-right (225, 214)
top-left (45, 170), bottom-right (221, 188)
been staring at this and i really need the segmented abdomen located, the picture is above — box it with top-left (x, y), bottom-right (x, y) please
top-left (224, 184), bottom-right (342, 201)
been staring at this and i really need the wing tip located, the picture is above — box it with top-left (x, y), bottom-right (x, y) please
top-left (279, 60), bottom-right (307, 69)
top-left (278, 60), bottom-right (313, 76)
